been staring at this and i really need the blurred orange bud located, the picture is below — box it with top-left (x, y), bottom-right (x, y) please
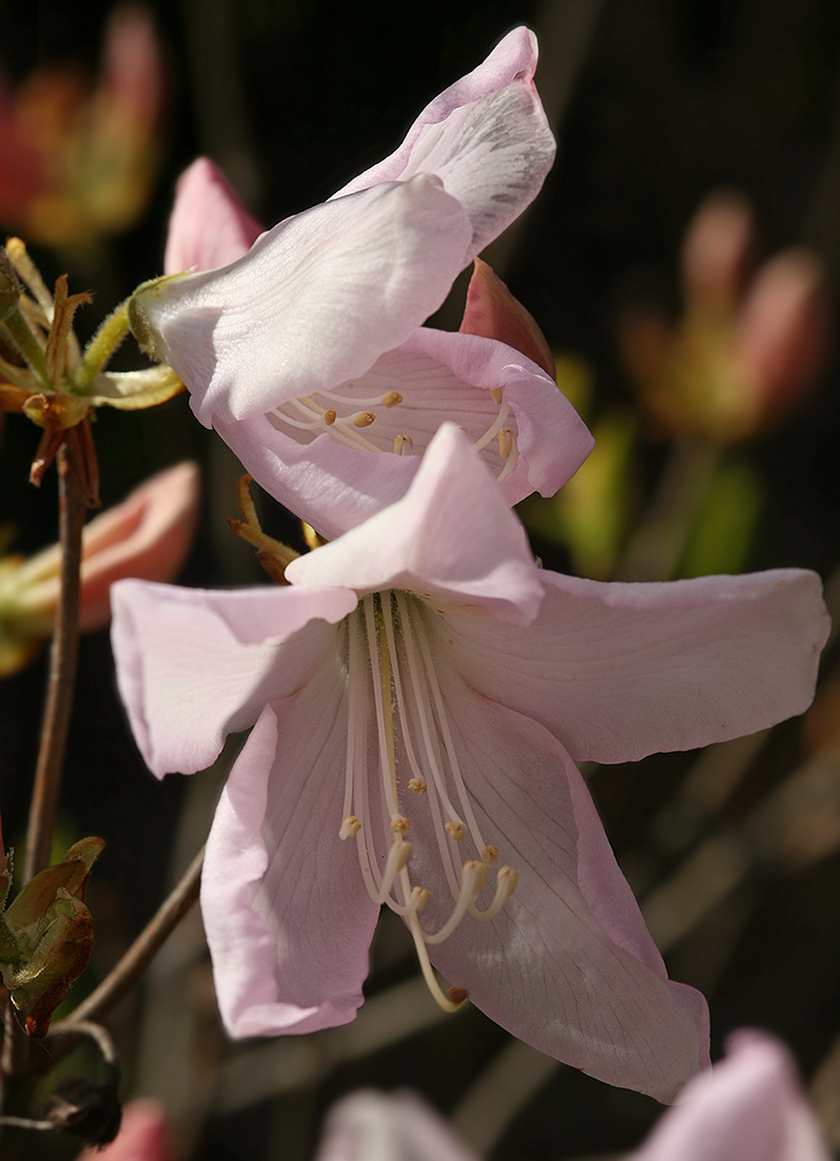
top-left (0, 461), bottom-right (200, 674)
top-left (79, 1100), bottom-right (175, 1161)
top-left (459, 257), bottom-right (556, 378)
top-left (0, 5), bottom-right (167, 248)
top-left (681, 193), bottom-right (754, 305)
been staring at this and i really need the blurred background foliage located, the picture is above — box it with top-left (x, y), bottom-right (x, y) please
top-left (3, 0), bottom-right (840, 1157)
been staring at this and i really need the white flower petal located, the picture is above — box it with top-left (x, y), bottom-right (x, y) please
top-left (440, 568), bottom-right (830, 763)
top-left (110, 579), bottom-right (356, 776)
top-left (203, 689), bottom-right (379, 1038)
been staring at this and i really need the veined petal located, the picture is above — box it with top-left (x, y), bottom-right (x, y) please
top-left (131, 177), bottom-right (472, 427)
top-left (403, 664), bottom-right (708, 1101)
top-left (216, 328), bottom-right (593, 538)
top-left (164, 158), bottom-right (263, 275)
top-left (285, 424), bottom-right (543, 626)
top-left (110, 579), bottom-right (357, 776)
top-left (203, 685), bottom-right (379, 1038)
top-left (439, 568), bottom-right (829, 763)
top-left (633, 1031), bottom-right (831, 1159)
top-left (333, 27), bottom-right (555, 261)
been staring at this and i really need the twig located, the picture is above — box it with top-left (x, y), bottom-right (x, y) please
top-left (58, 845), bottom-right (205, 1027)
top-left (23, 438), bottom-right (87, 883)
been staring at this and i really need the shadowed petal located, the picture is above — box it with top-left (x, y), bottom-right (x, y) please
top-left (334, 27), bottom-right (555, 261)
top-left (133, 177), bottom-right (471, 426)
top-left (203, 681), bottom-right (379, 1037)
top-left (286, 424), bottom-right (543, 625)
top-left (404, 664), bottom-right (708, 1102)
top-left (164, 158), bottom-right (263, 275)
top-left (110, 579), bottom-right (356, 776)
top-left (440, 568), bottom-right (829, 763)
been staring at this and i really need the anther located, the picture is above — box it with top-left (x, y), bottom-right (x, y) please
top-left (488, 386), bottom-right (504, 405)
top-left (409, 886), bottom-right (430, 912)
top-left (391, 815), bottom-right (411, 835)
top-left (472, 865), bottom-right (519, 922)
top-left (339, 815), bottom-right (361, 840)
top-left (375, 839), bottom-right (413, 904)
top-left (423, 861), bottom-right (488, 945)
top-left (481, 845), bottom-right (498, 865)
top-left (448, 986), bottom-right (469, 1006)
top-left (408, 777), bottom-right (427, 794)
top-left (323, 408), bottom-right (337, 425)
top-left (382, 391), bottom-right (402, 407)
top-left (353, 411), bottom-right (375, 427)
top-left (394, 434), bottom-right (413, 455)
top-left (497, 428), bottom-right (513, 458)
top-left (445, 821), bottom-right (467, 841)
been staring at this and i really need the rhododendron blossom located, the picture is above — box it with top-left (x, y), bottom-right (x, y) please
top-left (129, 28), bottom-right (593, 540)
top-left (110, 426), bottom-right (828, 1102)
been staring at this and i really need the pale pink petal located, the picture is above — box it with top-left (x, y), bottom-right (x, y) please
top-left (110, 579), bottom-right (357, 776)
top-left (203, 689), bottom-right (379, 1037)
top-left (402, 663), bottom-right (708, 1101)
top-left (633, 1031), bottom-right (830, 1160)
top-left (334, 27), bottom-right (555, 261)
top-left (164, 158), bottom-right (263, 275)
top-left (315, 1092), bottom-right (479, 1161)
top-left (285, 424), bottom-right (543, 625)
top-left (216, 328), bottom-right (593, 538)
top-left (440, 568), bottom-right (829, 763)
top-left (133, 177), bottom-right (472, 426)
top-left (79, 1100), bottom-right (174, 1161)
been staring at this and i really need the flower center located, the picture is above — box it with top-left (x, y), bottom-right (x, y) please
top-left (267, 382), bottom-right (519, 483)
top-left (340, 591), bottom-right (518, 1012)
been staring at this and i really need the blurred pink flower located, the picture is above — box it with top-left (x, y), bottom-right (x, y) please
top-left (314, 1091), bottom-right (478, 1161)
top-left (632, 1031), bottom-right (830, 1160)
top-left (132, 28), bottom-right (591, 540)
top-left (78, 1100), bottom-right (175, 1161)
top-left (111, 426), bottom-right (828, 1101)
top-left (0, 461), bottom-right (199, 675)
top-left (0, 6), bottom-right (166, 248)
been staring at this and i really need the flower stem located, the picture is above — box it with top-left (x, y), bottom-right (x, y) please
top-left (0, 314), bottom-right (48, 386)
top-left (23, 439), bottom-right (87, 884)
top-left (73, 300), bottom-right (130, 394)
top-left (56, 845), bottom-right (205, 1027)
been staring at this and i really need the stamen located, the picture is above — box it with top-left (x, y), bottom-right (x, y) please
top-left (409, 886), bottom-right (430, 912)
top-left (481, 845), bottom-right (498, 865)
top-left (405, 910), bottom-right (465, 1013)
top-left (471, 865), bottom-right (519, 921)
top-left (382, 390), bottom-right (402, 407)
top-left (394, 434), bottom-right (413, 455)
top-left (339, 815), bottom-right (361, 840)
top-left (488, 386), bottom-right (504, 405)
top-left (353, 411), bottom-right (376, 428)
top-left (497, 428), bottom-right (513, 459)
top-left (408, 777), bottom-right (427, 794)
top-left (423, 861), bottom-right (488, 945)
top-left (391, 815), bottom-right (411, 835)
top-left (473, 397), bottom-right (511, 452)
top-left (324, 408), bottom-right (337, 425)
top-left (374, 839), bottom-right (412, 904)
top-left (445, 821), bottom-right (467, 841)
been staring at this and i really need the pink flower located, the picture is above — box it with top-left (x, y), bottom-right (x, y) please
top-left (314, 1091), bottom-right (478, 1161)
top-left (632, 1032), bottom-right (830, 1160)
top-left (78, 1100), bottom-right (175, 1161)
top-left (0, 462), bottom-right (199, 675)
top-left (110, 426), bottom-right (828, 1101)
top-left (130, 29), bottom-right (591, 540)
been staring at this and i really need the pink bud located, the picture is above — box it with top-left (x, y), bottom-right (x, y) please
top-left (682, 193), bottom-right (754, 304)
top-left (101, 6), bottom-right (166, 135)
top-left (459, 256), bottom-right (556, 378)
top-left (733, 250), bottom-right (828, 421)
top-left (78, 1100), bottom-right (175, 1161)
top-left (164, 158), bottom-right (264, 275)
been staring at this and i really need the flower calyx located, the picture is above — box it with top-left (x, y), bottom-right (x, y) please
top-left (0, 835), bottom-right (105, 1037)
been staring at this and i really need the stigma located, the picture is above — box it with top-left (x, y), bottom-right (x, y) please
top-left (340, 591), bottom-right (518, 1013)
